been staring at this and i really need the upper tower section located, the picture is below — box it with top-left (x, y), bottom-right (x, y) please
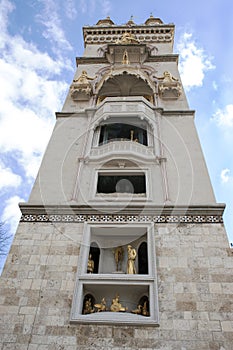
top-left (62, 15), bottom-right (188, 112)
top-left (83, 15), bottom-right (174, 56)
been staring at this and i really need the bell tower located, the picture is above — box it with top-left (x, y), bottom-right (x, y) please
top-left (0, 15), bottom-right (232, 349)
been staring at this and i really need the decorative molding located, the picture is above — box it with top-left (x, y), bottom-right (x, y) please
top-left (20, 204), bottom-right (224, 224)
top-left (83, 25), bottom-right (174, 46)
top-left (75, 55), bottom-right (178, 66)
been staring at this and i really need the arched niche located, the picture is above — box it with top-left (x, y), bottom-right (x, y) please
top-left (89, 242), bottom-right (100, 273)
top-left (138, 241), bottom-right (148, 274)
top-left (96, 72), bottom-right (154, 104)
top-left (82, 293), bottom-right (95, 314)
top-left (138, 295), bottom-right (150, 316)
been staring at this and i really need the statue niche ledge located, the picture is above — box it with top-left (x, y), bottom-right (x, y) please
top-left (158, 71), bottom-right (182, 100)
top-left (70, 70), bottom-right (95, 101)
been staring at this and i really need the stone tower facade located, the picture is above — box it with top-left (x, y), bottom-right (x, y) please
top-left (0, 16), bottom-right (233, 350)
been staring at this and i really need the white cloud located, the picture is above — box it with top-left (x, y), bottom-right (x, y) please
top-left (65, 0), bottom-right (77, 20)
top-left (0, 0), bottom-right (70, 183)
top-left (220, 168), bottom-right (231, 184)
top-left (177, 32), bottom-right (215, 91)
top-left (80, 0), bottom-right (87, 13)
top-left (0, 0), bottom-right (71, 233)
top-left (36, 0), bottom-right (73, 53)
top-left (212, 81), bottom-right (218, 91)
top-left (0, 162), bottom-right (22, 191)
top-left (0, 0), bottom-right (14, 37)
top-left (79, 0), bottom-right (111, 17)
top-left (212, 104), bottom-right (233, 127)
top-left (1, 196), bottom-right (24, 234)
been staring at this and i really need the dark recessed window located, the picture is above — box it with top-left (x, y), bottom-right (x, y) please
top-left (97, 174), bottom-right (146, 194)
top-left (99, 123), bottom-right (147, 146)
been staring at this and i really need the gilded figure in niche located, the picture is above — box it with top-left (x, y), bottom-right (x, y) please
top-left (116, 32), bottom-right (139, 44)
top-left (142, 301), bottom-right (149, 316)
top-left (87, 254), bottom-right (94, 273)
top-left (122, 49), bottom-right (130, 64)
top-left (127, 245), bottom-right (137, 274)
top-left (131, 304), bottom-right (142, 314)
top-left (83, 298), bottom-right (94, 314)
top-left (94, 298), bottom-right (107, 312)
top-left (110, 294), bottom-right (127, 312)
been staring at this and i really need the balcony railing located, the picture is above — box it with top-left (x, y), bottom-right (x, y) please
top-left (90, 140), bottom-right (154, 159)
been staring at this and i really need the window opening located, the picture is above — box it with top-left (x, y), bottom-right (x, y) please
top-left (99, 123), bottom-right (147, 146)
top-left (97, 175), bottom-right (146, 194)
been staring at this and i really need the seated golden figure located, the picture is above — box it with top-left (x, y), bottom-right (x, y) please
top-left (94, 298), bottom-right (107, 312)
top-left (110, 294), bottom-right (127, 312)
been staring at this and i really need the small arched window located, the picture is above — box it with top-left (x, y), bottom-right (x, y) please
top-left (138, 242), bottom-right (148, 274)
top-left (89, 242), bottom-right (100, 273)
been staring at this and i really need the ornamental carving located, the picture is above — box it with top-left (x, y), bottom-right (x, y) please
top-left (20, 213), bottom-right (223, 224)
top-left (70, 70), bottom-right (95, 101)
top-left (116, 32), bottom-right (140, 45)
top-left (158, 71), bottom-right (182, 99)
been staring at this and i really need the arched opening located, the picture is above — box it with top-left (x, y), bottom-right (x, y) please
top-left (138, 295), bottom-right (150, 316)
top-left (82, 293), bottom-right (95, 314)
top-left (97, 72), bottom-right (154, 104)
top-left (138, 241), bottom-right (148, 274)
top-left (89, 242), bottom-right (100, 273)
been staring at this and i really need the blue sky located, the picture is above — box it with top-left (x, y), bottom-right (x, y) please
top-left (0, 0), bottom-right (233, 270)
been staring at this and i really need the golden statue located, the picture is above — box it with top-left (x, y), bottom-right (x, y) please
top-left (73, 70), bottom-right (95, 85)
top-left (122, 50), bottom-right (130, 64)
top-left (110, 294), bottom-right (127, 312)
top-left (94, 298), bottom-right (107, 312)
top-left (116, 32), bottom-right (139, 44)
top-left (142, 301), bottom-right (149, 316)
top-left (130, 130), bottom-right (138, 142)
top-left (127, 245), bottom-right (137, 274)
top-left (113, 246), bottom-right (124, 271)
top-left (87, 254), bottom-right (94, 273)
top-left (83, 298), bottom-right (94, 314)
top-left (131, 304), bottom-right (142, 315)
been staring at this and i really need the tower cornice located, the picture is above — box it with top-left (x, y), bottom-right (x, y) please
top-left (83, 24), bottom-right (174, 47)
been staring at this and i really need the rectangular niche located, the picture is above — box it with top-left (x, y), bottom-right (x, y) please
top-left (70, 223), bottom-right (159, 325)
top-left (70, 280), bottom-right (159, 326)
top-left (81, 225), bottom-right (152, 275)
top-left (97, 174), bottom-right (146, 195)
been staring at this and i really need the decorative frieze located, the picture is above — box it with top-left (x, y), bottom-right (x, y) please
top-left (20, 213), bottom-right (223, 224)
top-left (83, 26), bottom-right (174, 46)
